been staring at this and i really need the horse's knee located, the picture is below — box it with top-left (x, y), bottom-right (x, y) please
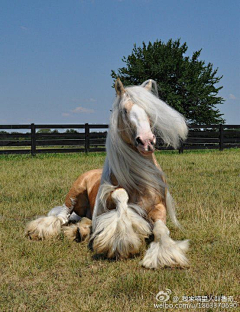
top-left (111, 188), bottom-right (129, 205)
top-left (148, 204), bottom-right (167, 224)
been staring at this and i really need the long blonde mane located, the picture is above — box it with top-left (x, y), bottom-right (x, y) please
top-left (92, 80), bottom-right (188, 224)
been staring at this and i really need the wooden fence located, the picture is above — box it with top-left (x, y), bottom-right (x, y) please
top-left (179, 124), bottom-right (240, 153)
top-left (0, 124), bottom-right (239, 155)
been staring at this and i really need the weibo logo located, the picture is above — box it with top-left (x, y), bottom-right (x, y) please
top-left (156, 289), bottom-right (172, 302)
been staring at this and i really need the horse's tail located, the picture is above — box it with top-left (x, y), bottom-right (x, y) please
top-left (166, 190), bottom-right (181, 228)
top-left (25, 205), bottom-right (71, 240)
top-left (90, 188), bottom-right (151, 259)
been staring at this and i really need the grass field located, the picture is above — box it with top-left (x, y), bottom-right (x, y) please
top-left (0, 150), bottom-right (239, 312)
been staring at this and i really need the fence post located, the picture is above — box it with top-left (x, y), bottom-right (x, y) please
top-left (85, 123), bottom-right (90, 153)
top-left (31, 123), bottom-right (36, 156)
top-left (179, 141), bottom-right (184, 154)
top-left (219, 124), bottom-right (224, 151)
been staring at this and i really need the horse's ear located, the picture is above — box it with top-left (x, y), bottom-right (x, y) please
top-left (142, 79), bottom-right (159, 97)
top-left (143, 79), bottom-right (153, 91)
top-left (115, 78), bottom-right (125, 96)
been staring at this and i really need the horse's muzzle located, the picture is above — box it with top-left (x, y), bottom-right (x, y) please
top-left (135, 135), bottom-right (156, 155)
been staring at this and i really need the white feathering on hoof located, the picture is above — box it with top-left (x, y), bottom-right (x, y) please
top-left (140, 220), bottom-right (189, 269)
top-left (25, 205), bottom-right (70, 240)
top-left (91, 188), bottom-right (151, 259)
top-left (63, 217), bottom-right (92, 242)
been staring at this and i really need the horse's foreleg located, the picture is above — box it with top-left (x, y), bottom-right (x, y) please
top-left (140, 204), bottom-right (189, 269)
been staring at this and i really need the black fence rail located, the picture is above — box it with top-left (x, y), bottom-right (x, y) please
top-left (0, 124), bottom-right (108, 155)
top-left (180, 124), bottom-right (240, 152)
top-left (0, 124), bottom-right (239, 155)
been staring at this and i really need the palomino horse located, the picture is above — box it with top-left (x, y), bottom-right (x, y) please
top-left (26, 79), bottom-right (189, 269)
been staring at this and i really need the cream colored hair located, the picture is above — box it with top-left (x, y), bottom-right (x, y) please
top-left (92, 80), bottom-right (188, 228)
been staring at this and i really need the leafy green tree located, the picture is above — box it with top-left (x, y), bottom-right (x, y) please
top-left (36, 129), bottom-right (60, 134)
top-left (37, 129), bottom-right (52, 134)
top-left (65, 129), bottom-right (78, 134)
top-left (111, 39), bottom-right (225, 124)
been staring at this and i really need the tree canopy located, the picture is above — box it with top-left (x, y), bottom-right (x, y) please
top-left (111, 39), bottom-right (225, 124)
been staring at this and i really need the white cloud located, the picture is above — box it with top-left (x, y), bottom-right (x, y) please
top-left (62, 113), bottom-right (70, 117)
top-left (229, 94), bottom-right (237, 100)
top-left (62, 98), bottom-right (96, 118)
top-left (89, 98), bottom-right (96, 102)
top-left (71, 106), bottom-right (94, 114)
top-left (20, 26), bottom-right (28, 31)
top-left (62, 105), bottom-right (95, 118)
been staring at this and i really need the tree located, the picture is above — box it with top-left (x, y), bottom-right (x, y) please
top-left (65, 129), bottom-right (78, 134)
top-left (111, 39), bottom-right (225, 124)
top-left (37, 129), bottom-right (51, 134)
top-left (37, 129), bottom-right (59, 134)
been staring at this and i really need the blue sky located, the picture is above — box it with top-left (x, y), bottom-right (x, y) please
top-left (0, 0), bottom-right (239, 125)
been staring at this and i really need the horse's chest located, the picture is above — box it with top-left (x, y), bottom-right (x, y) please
top-left (129, 192), bottom-right (161, 213)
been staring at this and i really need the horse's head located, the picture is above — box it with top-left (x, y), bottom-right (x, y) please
top-left (113, 79), bottom-right (188, 155)
top-left (115, 78), bottom-right (156, 156)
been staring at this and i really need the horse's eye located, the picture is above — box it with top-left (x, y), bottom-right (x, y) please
top-left (123, 109), bottom-right (128, 115)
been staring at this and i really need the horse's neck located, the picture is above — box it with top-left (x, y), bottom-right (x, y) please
top-left (109, 152), bottom-right (161, 186)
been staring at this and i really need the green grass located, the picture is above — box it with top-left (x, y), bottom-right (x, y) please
top-left (0, 150), bottom-right (239, 311)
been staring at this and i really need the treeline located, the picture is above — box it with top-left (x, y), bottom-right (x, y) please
top-left (0, 129), bottom-right (108, 135)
